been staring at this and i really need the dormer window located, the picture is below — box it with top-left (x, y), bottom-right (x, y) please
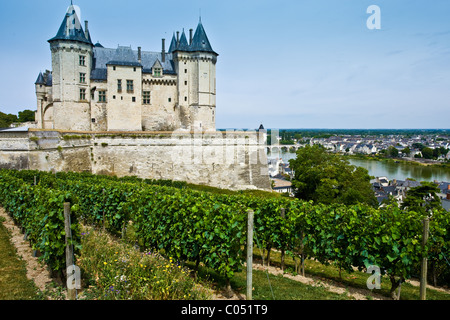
top-left (153, 68), bottom-right (162, 77)
top-left (152, 60), bottom-right (163, 77)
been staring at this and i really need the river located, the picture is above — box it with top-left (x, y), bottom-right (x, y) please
top-left (268, 151), bottom-right (450, 183)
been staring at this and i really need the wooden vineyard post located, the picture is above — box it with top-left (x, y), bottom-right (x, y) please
top-left (420, 217), bottom-right (429, 300)
top-left (280, 208), bottom-right (285, 272)
top-left (64, 202), bottom-right (76, 300)
top-left (247, 209), bottom-right (254, 301)
top-left (102, 189), bottom-right (106, 231)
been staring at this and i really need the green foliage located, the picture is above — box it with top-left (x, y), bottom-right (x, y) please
top-left (422, 147), bottom-right (434, 160)
top-left (1, 169), bottom-right (449, 294)
top-left (0, 111), bottom-right (18, 128)
top-left (387, 146), bottom-right (399, 158)
top-left (402, 146), bottom-right (411, 156)
top-left (289, 144), bottom-right (377, 207)
top-left (78, 227), bottom-right (211, 300)
top-left (0, 171), bottom-right (80, 272)
top-left (18, 110), bottom-right (35, 123)
top-left (0, 109), bottom-right (35, 128)
top-left (401, 182), bottom-right (443, 215)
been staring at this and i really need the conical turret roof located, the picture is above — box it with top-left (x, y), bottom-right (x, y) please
top-left (48, 4), bottom-right (93, 45)
top-left (190, 19), bottom-right (217, 55)
top-left (176, 30), bottom-right (190, 52)
top-left (35, 72), bottom-right (45, 85)
top-left (168, 33), bottom-right (177, 53)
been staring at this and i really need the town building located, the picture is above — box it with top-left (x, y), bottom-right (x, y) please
top-left (35, 4), bottom-right (218, 132)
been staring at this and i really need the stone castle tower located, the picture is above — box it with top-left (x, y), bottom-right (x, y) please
top-left (35, 4), bottom-right (218, 132)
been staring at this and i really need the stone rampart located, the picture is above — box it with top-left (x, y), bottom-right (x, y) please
top-left (0, 129), bottom-right (271, 191)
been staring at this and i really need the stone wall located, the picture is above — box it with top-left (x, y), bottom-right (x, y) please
top-left (0, 129), bottom-right (271, 191)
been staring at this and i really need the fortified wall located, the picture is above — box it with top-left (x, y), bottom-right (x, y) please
top-left (0, 129), bottom-right (271, 191)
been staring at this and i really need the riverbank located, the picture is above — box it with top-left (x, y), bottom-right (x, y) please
top-left (342, 153), bottom-right (450, 169)
top-left (270, 151), bottom-right (450, 182)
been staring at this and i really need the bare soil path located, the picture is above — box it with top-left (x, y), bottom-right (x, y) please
top-left (0, 207), bottom-right (59, 298)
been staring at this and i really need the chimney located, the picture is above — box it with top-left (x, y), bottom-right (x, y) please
top-left (161, 39), bottom-right (165, 63)
top-left (176, 31), bottom-right (180, 46)
top-left (84, 21), bottom-right (89, 39)
top-left (189, 29), bottom-right (193, 45)
top-left (138, 47), bottom-right (142, 64)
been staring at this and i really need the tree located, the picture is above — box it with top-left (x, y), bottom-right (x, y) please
top-left (0, 112), bottom-right (18, 128)
top-left (387, 146), bottom-right (399, 158)
top-left (401, 182), bottom-right (442, 216)
top-left (402, 146), bottom-right (411, 156)
top-left (289, 144), bottom-right (377, 207)
top-left (412, 142), bottom-right (426, 151)
top-left (421, 147), bottom-right (434, 160)
top-left (18, 110), bottom-right (35, 122)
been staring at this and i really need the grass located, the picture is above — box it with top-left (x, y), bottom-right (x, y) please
top-left (186, 182), bottom-right (284, 199)
top-left (76, 225), bottom-right (212, 300)
top-left (233, 269), bottom-right (350, 300)
top-left (190, 262), bottom-right (351, 300)
top-left (0, 217), bottom-right (42, 300)
top-left (255, 248), bottom-right (450, 300)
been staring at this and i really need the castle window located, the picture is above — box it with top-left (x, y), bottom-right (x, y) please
top-left (153, 68), bottom-right (162, 77)
top-left (127, 80), bottom-right (134, 93)
top-left (143, 91), bottom-right (151, 104)
top-left (168, 98), bottom-right (172, 103)
top-left (79, 55), bottom-right (85, 66)
top-left (79, 88), bottom-right (86, 101)
top-left (80, 73), bottom-right (86, 83)
top-left (184, 69), bottom-right (187, 73)
top-left (91, 118), bottom-right (96, 123)
top-left (184, 81), bottom-right (187, 85)
top-left (117, 80), bottom-right (122, 93)
top-left (132, 97), bottom-right (136, 102)
top-left (184, 97), bottom-right (187, 102)
top-left (98, 90), bottom-right (106, 102)
top-left (113, 66), bottom-right (116, 71)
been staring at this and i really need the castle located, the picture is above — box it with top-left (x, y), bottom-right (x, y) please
top-left (35, 4), bottom-right (218, 132)
top-left (1, 4), bottom-right (271, 191)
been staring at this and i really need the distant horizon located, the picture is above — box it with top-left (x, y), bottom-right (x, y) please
top-left (219, 128), bottom-right (450, 131)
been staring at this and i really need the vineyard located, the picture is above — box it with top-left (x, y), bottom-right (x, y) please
top-left (0, 168), bottom-right (449, 299)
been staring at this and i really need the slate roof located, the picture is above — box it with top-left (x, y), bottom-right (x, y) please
top-left (35, 72), bottom-right (45, 85)
top-left (442, 199), bottom-right (450, 212)
top-left (437, 182), bottom-right (450, 195)
top-left (189, 20), bottom-right (217, 54)
top-left (35, 71), bottom-right (52, 86)
top-left (169, 20), bottom-right (218, 55)
top-left (91, 46), bottom-right (176, 80)
top-left (48, 6), bottom-right (93, 45)
top-left (397, 180), bottom-right (422, 188)
top-left (168, 34), bottom-right (177, 53)
top-left (47, 7), bottom-right (216, 83)
top-left (177, 31), bottom-right (190, 51)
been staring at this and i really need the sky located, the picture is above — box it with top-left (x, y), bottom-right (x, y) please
top-left (0, 0), bottom-right (449, 129)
